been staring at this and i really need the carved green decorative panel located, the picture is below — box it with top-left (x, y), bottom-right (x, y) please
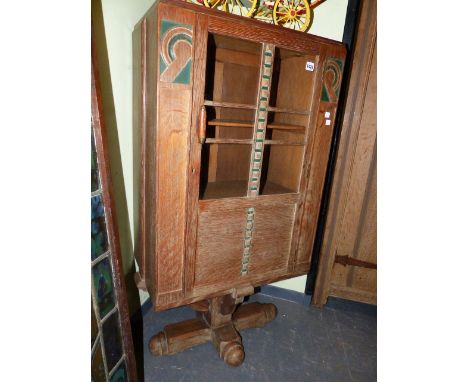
top-left (159, 19), bottom-right (193, 84)
top-left (321, 57), bottom-right (343, 103)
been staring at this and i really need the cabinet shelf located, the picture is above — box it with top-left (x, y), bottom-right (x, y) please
top-left (207, 119), bottom-right (305, 132)
top-left (204, 100), bottom-right (256, 110)
top-left (268, 106), bottom-right (309, 115)
top-left (200, 180), bottom-right (295, 200)
top-left (205, 138), bottom-right (305, 146)
top-left (204, 101), bottom-right (310, 116)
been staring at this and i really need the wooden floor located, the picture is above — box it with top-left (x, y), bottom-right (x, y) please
top-left (200, 180), bottom-right (294, 199)
top-left (137, 288), bottom-right (377, 381)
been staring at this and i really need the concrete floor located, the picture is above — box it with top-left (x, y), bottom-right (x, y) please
top-left (140, 290), bottom-right (376, 381)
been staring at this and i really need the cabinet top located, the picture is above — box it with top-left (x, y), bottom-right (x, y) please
top-left (140, 0), bottom-right (346, 55)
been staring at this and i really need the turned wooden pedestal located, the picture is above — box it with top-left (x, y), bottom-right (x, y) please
top-left (149, 290), bottom-right (277, 367)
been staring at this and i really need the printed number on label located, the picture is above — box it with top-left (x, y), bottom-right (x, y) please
top-left (305, 61), bottom-right (315, 72)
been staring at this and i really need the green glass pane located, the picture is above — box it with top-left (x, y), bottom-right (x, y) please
top-left (91, 195), bottom-right (108, 260)
top-left (110, 363), bottom-right (127, 382)
top-left (91, 301), bottom-right (99, 346)
top-left (91, 342), bottom-right (106, 382)
top-left (102, 311), bottom-right (123, 371)
top-left (92, 130), bottom-right (100, 192)
top-left (92, 257), bottom-right (116, 318)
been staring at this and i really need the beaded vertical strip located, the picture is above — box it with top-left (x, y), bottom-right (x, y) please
top-left (240, 44), bottom-right (275, 276)
top-left (246, 43), bottom-right (275, 197)
top-left (241, 207), bottom-right (256, 276)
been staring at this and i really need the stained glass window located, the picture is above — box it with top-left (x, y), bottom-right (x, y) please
top-left (92, 130), bottom-right (100, 192)
top-left (92, 195), bottom-right (109, 260)
top-left (91, 128), bottom-right (129, 382)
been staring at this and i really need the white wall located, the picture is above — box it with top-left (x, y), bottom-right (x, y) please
top-left (97, 0), bottom-right (348, 301)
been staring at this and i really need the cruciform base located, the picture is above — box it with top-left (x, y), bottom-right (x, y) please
top-left (148, 290), bottom-right (277, 367)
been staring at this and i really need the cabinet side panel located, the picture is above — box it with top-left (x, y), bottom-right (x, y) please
top-left (296, 102), bottom-right (337, 266)
top-left (132, 19), bottom-right (145, 281)
top-left (155, 5), bottom-right (196, 301)
top-left (156, 87), bottom-right (191, 294)
top-left (144, 7), bottom-right (159, 299)
top-left (296, 54), bottom-right (346, 268)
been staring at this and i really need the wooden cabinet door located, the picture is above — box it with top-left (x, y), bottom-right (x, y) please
top-left (184, 16), bottom-right (329, 296)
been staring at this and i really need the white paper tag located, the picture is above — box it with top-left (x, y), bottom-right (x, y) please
top-left (305, 61), bottom-right (315, 72)
top-left (325, 111), bottom-right (331, 118)
top-left (325, 119), bottom-right (331, 126)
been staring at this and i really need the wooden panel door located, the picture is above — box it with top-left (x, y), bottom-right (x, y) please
top-left (313, 0), bottom-right (377, 306)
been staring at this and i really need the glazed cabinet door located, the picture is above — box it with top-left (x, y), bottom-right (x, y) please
top-left (185, 17), bottom-right (322, 296)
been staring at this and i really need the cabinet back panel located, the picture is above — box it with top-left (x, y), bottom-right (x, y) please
top-left (205, 33), bottom-right (260, 104)
top-left (262, 143), bottom-right (303, 193)
top-left (270, 51), bottom-right (316, 111)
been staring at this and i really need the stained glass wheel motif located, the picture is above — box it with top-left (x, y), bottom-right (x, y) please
top-left (203, 0), bottom-right (258, 18)
top-left (273, 0), bottom-right (312, 32)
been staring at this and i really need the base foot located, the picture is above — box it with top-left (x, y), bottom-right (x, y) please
top-left (148, 293), bottom-right (277, 366)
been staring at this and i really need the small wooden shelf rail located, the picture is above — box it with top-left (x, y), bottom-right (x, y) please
top-left (204, 100), bottom-right (309, 115)
top-left (204, 138), bottom-right (305, 145)
top-left (207, 119), bottom-right (305, 132)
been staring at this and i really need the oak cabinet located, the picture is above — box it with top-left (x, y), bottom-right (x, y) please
top-left (133, 0), bottom-right (346, 312)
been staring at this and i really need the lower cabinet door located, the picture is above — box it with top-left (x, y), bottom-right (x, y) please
top-left (193, 195), bottom-right (298, 293)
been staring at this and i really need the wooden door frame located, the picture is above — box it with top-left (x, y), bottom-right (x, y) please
top-left (92, 40), bottom-right (139, 381)
top-left (305, 0), bottom-right (362, 296)
top-left (306, 0), bottom-right (377, 305)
